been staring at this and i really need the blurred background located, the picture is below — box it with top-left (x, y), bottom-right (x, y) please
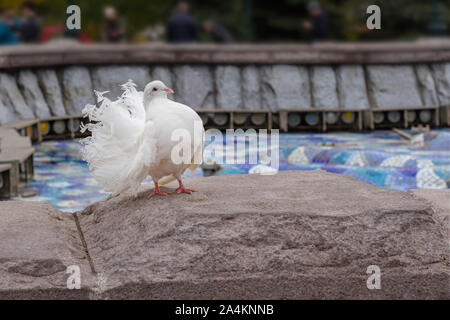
top-left (1, 0), bottom-right (450, 208)
top-left (0, 0), bottom-right (449, 45)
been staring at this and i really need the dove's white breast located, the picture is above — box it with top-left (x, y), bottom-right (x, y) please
top-left (145, 98), bottom-right (203, 180)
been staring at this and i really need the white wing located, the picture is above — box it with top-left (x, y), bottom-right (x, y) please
top-left (80, 80), bottom-right (151, 196)
top-left (126, 120), bottom-right (158, 192)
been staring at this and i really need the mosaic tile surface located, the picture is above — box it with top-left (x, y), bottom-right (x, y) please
top-left (10, 129), bottom-right (450, 212)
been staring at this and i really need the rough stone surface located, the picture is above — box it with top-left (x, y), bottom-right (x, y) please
top-left (174, 65), bottom-right (215, 109)
top-left (242, 65), bottom-right (262, 110)
top-left (36, 69), bottom-right (67, 116)
top-left (261, 65), bottom-right (311, 110)
top-left (0, 171), bottom-right (449, 299)
top-left (2, 41), bottom-right (450, 68)
top-left (17, 70), bottom-right (51, 118)
top-left (431, 62), bottom-right (450, 106)
top-left (336, 65), bottom-right (370, 110)
top-left (77, 171), bottom-right (449, 299)
top-left (215, 66), bottom-right (242, 110)
top-left (0, 201), bottom-right (93, 299)
top-left (0, 73), bottom-right (34, 121)
top-left (151, 66), bottom-right (173, 91)
top-left (91, 65), bottom-right (151, 99)
top-left (415, 64), bottom-right (439, 107)
top-left (0, 62), bottom-right (448, 119)
top-left (61, 66), bottom-right (95, 115)
top-left (311, 66), bottom-right (339, 109)
top-left (0, 99), bottom-right (17, 125)
top-left (366, 65), bottom-right (423, 109)
top-left (409, 189), bottom-right (450, 248)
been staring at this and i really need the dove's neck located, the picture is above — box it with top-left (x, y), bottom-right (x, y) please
top-left (143, 93), bottom-right (167, 111)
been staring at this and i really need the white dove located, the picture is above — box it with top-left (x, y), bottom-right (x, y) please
top-left (81, 80), bottom-right (204, 197)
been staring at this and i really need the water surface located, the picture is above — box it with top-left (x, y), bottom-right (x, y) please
top-left (13, 129), bottom-right (450, 212)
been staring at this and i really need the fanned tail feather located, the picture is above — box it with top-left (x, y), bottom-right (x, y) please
top-left (80, 80), bottom-right (149, 196)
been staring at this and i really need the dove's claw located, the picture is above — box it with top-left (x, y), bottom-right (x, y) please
top-left (175, 186), bottom-right (196, 194)
top-left (149, 190), bottom-right (169, 198)
top-left (149, 182), bottom-right (169, 198)
top-left (175, 180), bottom-right (196, 194)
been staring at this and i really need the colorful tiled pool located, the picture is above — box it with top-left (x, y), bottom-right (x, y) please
top-left (12, 129), bottom-right (450, 212)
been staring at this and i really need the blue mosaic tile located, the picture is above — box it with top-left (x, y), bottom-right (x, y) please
top-left (4, 129), bottom-right (449, 212)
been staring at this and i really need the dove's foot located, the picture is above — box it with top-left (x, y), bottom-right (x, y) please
top-left (175, 186), bottom-right (196, 194)
top-left (149, 182), bottom-right (169, 198)
top-left (175, 179), bottom-right (196, 194)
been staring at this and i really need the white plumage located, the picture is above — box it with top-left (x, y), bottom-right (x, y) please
top-left (81, 80), bottom-right (204, 197)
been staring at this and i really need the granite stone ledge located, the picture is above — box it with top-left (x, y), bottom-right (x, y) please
top-left (0, 171), bottom-right (448, 299)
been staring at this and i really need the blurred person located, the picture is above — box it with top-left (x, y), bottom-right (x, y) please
top-left (40, 23), bottom-right (92, 44)
top-left (302, 1), bottom-right (328, 41)
top-left (0, 8), bottom-right (18, 45)
top-left (147, 24), bottom-right (165, 42)
top-left (166, 1), bottom-right (199, 43)
top-left (102, 6), bottom-right (125, 43)
top-left (1, 8), bottom-right (21, 36)
top-left (203, 19), bottom-right (233, 43)
top-left (19, 1), bottom-right (41, 43)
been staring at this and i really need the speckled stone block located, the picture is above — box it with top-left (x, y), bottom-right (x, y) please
top-left (0, 73), bottom-right (34, 120)
top-left (17, 70), bottom-right (51, 118)
top-left (0, 202), bottom-right (94, 299)
top-left (311, 66), bottom-right (339, 109)
top-left (78, 171), bottom-right (449, 299)
top-left (0, 99), bottom-right (17, 125)
top-left (61, 66), bottom-right (95, 115)
top-left (37, 69), bottom-right (67, 116)
top-left (261, 65), bottom-right (311, 110)
top-left (173, 65), bottom-right (215, 109)
top-left (431, 63), bottom-right (450, 106)
top-left (336, 65), bottom-right (370, 110)
top-left (415, 64), bottom-right (439, 107)
top-left (0, 171), bottom-right (448, 299)
top-left (242, 65), bottom-right (262, 110)
top-left (215, 66), bottom-right (242, 110)
top-left (366, 65), bottom-right (422, 109)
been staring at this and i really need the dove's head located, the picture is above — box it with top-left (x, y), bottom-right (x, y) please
top-left (143, 80), bottom-right (174, 105)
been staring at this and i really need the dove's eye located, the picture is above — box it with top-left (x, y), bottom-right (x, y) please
top-left (153, 88), bottom-right (157, 91)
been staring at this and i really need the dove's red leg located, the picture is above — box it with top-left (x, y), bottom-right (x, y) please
top-left (149, 182), bottom-right (169, 198)
top-left (175, 179), bottom-right (196, 194)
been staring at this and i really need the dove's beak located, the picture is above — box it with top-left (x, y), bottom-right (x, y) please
top-left (164, 88), bottom-right (174, 94)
